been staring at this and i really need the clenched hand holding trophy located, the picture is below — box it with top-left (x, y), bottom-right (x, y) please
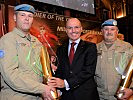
top-left (115, 56), bottom-right (133, 100)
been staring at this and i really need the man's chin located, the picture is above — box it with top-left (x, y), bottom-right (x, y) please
top-left (105, 39), bottom-right (115, 43)
top-left (23, 29), bottom-right (30, 32)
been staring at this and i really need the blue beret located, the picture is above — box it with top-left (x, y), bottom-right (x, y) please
top-left (102, 19), bottom-right (117, 27)
top-left (14, 4), bottom-right (35, 14)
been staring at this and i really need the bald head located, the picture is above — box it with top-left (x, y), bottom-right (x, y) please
top-left (66, 18), bottom-right (82, 27)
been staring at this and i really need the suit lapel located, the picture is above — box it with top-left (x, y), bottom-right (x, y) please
top-left (62, 41), bottom-right (70, 66)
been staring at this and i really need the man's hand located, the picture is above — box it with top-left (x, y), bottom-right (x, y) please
top-left (51, 63), bottom-right (57, 71)
top-left (48, 77), bottom-right (65, 88)
top-left (118, 88), bottom-right (133, 100)
top-left (42, 85), bottom-right (54, 100)
top-left (50, 56), bottom-right (57, 71)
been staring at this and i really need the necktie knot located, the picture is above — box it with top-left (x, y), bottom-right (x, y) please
top-left (71, 42), bottom-right (76, 47)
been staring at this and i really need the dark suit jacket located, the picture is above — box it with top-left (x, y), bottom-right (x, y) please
top-left (55, 39), bottom-right (99, 100)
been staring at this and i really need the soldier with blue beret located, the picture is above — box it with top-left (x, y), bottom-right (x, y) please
top-left (96, 19), bottom-right (133, 100)
top-left (0, 4), bottom-right (54, 100)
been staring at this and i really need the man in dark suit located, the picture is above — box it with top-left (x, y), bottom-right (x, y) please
top-left (48, 18), bottom-right (99, 100)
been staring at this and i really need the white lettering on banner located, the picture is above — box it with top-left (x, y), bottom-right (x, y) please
top-left (34, 12), bottom-right (69, 22)
top-left (65, 18), bottom-right (69, 21)
top-left (57, 26), bottom-right (66, 32)
top-left (34, 12), bottom-right (47, 18)
top-left (83, 30), bottom-right (91, 33)
top-left (34, 12), bottom-right (65, 21)
top-left (56, 16), bottom-right (64, 21)
top-left (47, 14), bottom-right (54, 19)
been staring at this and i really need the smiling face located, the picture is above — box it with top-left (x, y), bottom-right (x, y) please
top-left (101, 26), bottom-right (119, 44)
top-left (66, 18), bottom-right (82, 41)
top-left (14, 11), bottom-right (34, 33)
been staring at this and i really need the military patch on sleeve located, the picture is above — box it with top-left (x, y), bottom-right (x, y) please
top-left (0, 50), bottom-right (5, 58)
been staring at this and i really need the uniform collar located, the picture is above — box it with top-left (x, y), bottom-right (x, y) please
top-left (98, 39), bottom-right (122, 51)
top-left (13, 27), bottom-right (36, 42)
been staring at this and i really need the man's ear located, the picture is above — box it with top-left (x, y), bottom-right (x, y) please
top-left (101, 29), bottom-right (104, 35)
top-left (117, 29), bottom-right (119, 33)
top-left (101, 29), bottom-right (103, 32)
top-left (81, 26), bottom-right (83, 32)
top-left (14, 14), bottom-right (16, 22)
top-left (65, 27), bottom-right (67, 33)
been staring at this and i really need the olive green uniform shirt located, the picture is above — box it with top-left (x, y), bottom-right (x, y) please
top-left (0, 28), bottom-right (49, 100)
top-left (96, 39), bottom-right (133, 100)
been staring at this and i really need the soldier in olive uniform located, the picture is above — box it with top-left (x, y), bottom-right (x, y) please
top-left (0, 4), bottom-right (54, 100)
top-left (95, 19), bottom-right (133, 100)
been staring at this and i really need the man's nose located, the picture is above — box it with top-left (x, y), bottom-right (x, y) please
top-left (72, 27), bottom-right (76, 32)
top-left (25, 16), bottom-right (29, 21)
top-left (107, 29), bottom-right (112, 33)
